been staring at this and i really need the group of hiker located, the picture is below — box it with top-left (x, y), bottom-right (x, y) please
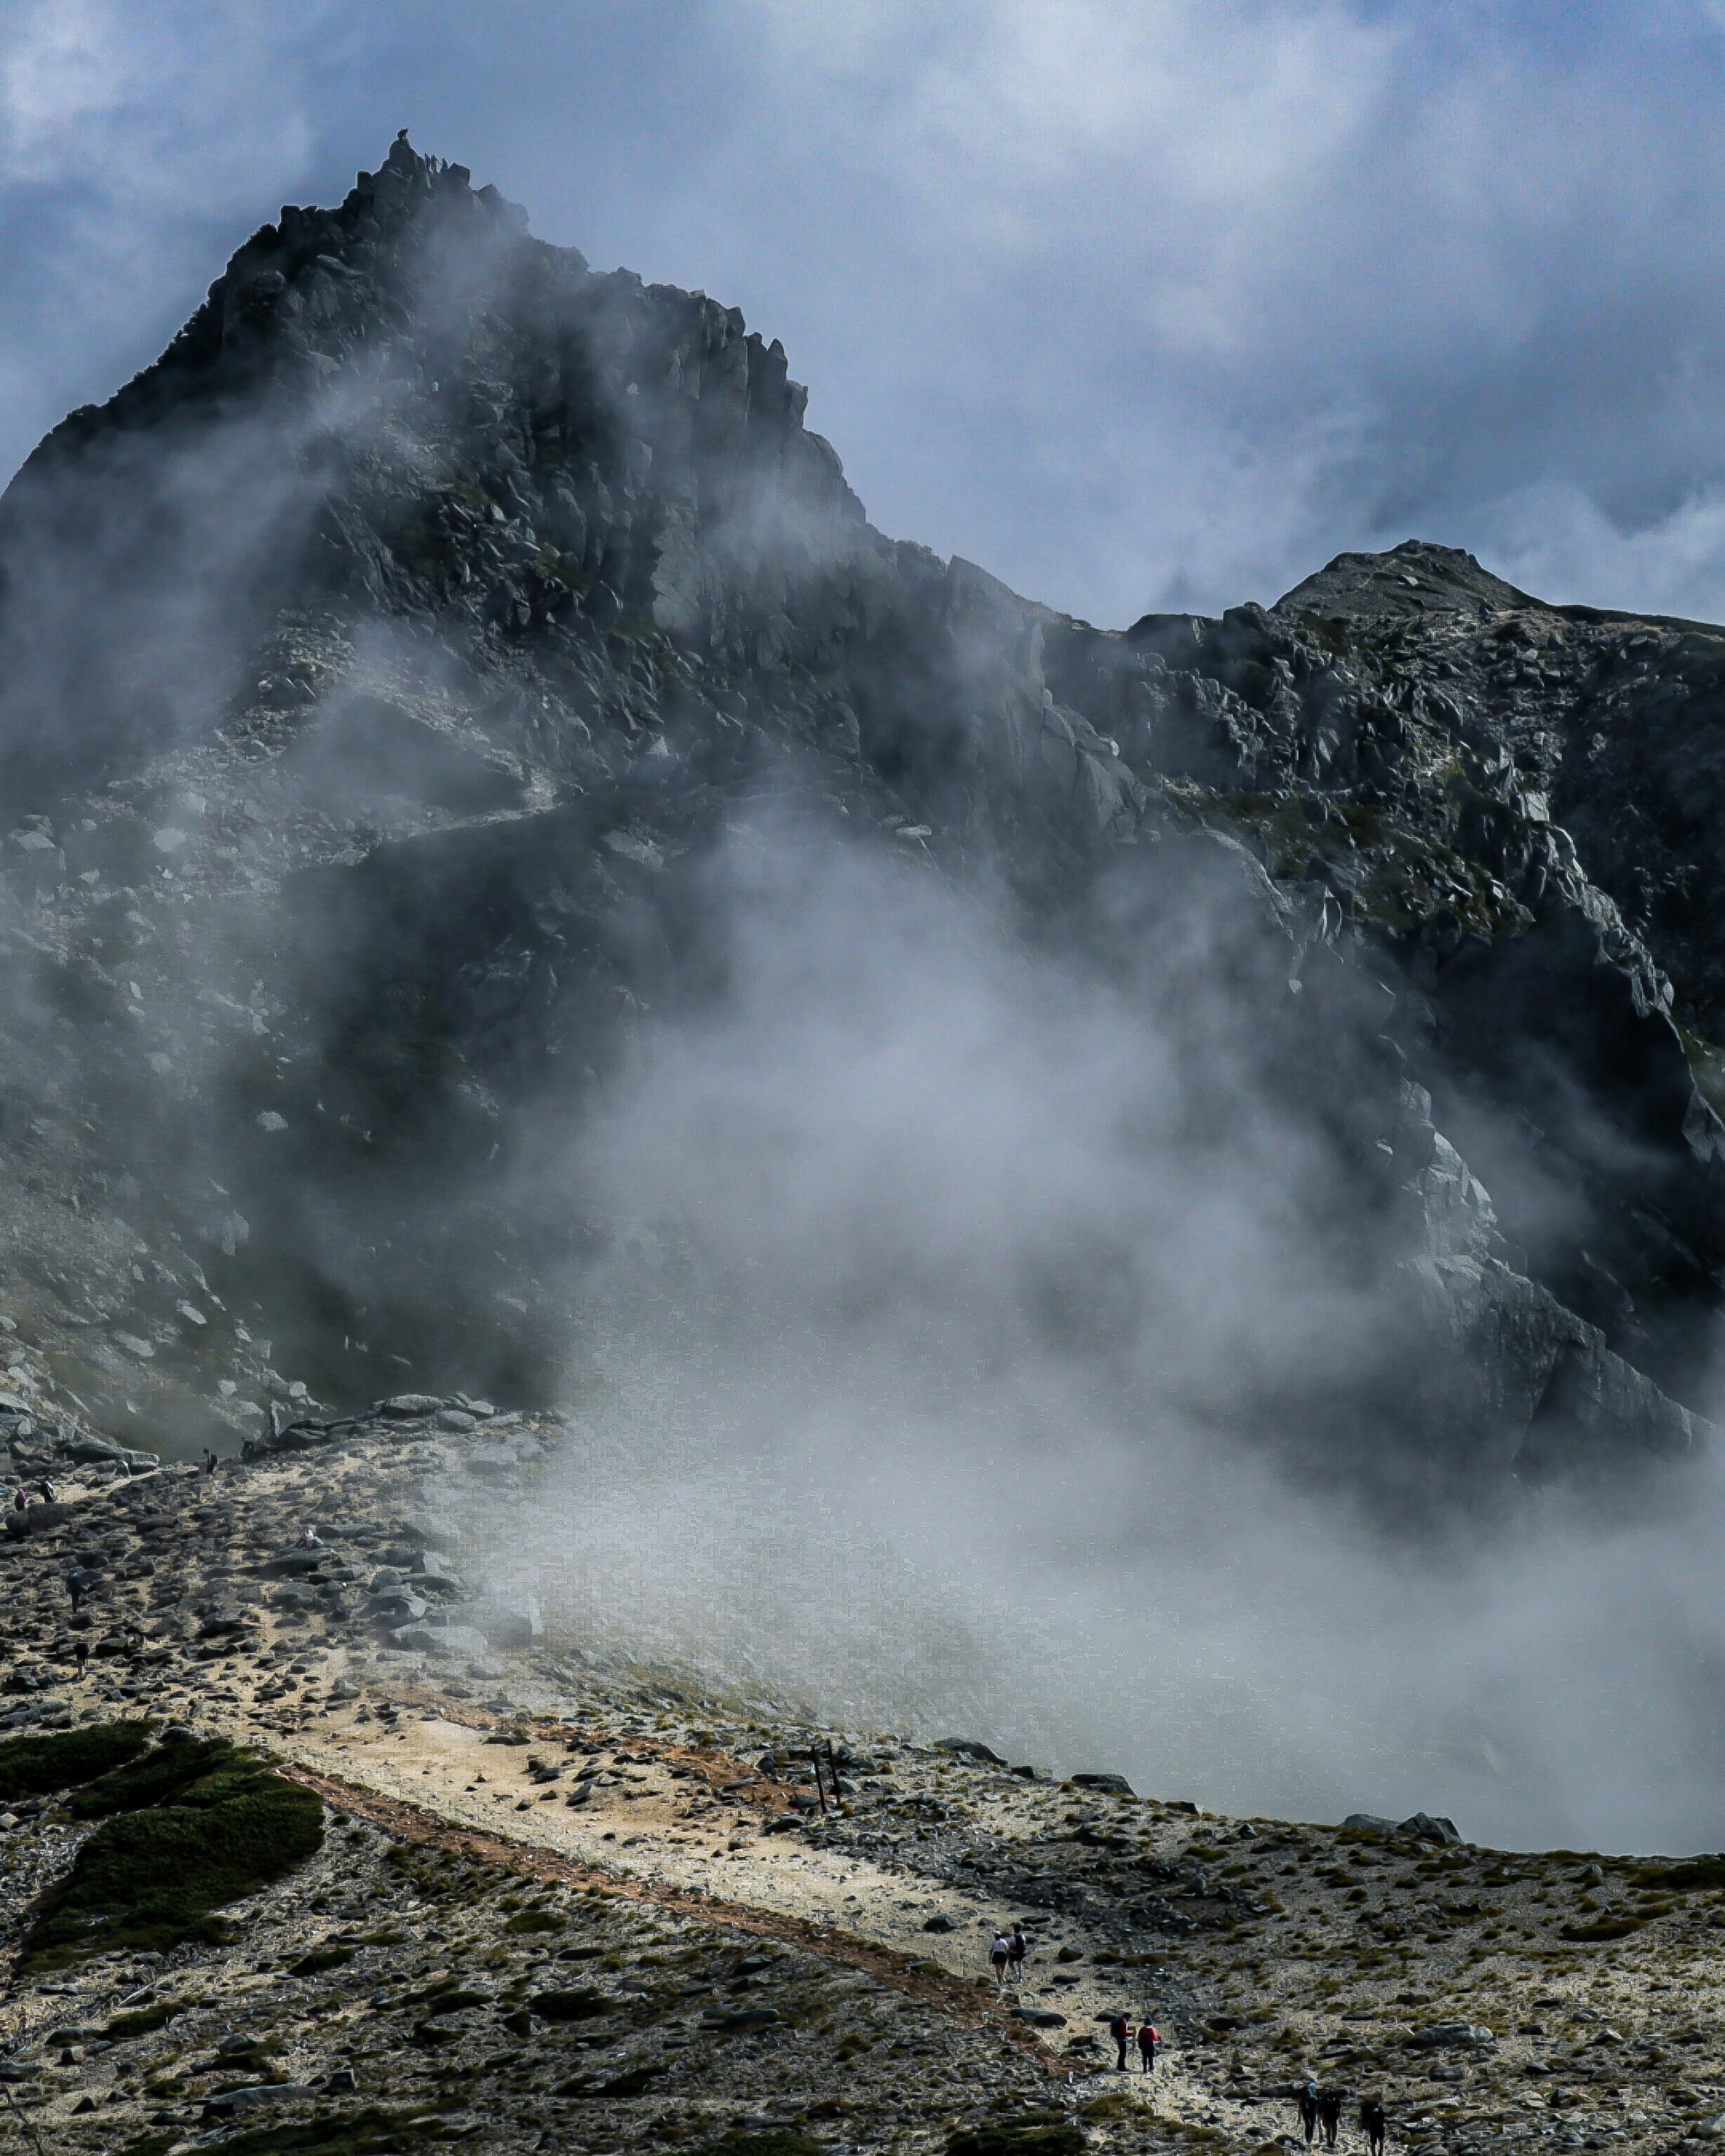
top-left (1299, 2082), bottom-right (1387, 2156)
top-left (984, 1928), bottom-right (1388, 2151)
top-left (1106, 2013), bottom-right (1160, 2073)
top-left (987, 1928), bottom-right (1160, 2075)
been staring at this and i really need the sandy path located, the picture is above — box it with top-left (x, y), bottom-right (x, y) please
top-left (238, 1692), bottom-right (1235, 2132)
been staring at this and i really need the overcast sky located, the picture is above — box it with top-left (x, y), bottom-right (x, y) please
top-left (8, 0), bottom-right (1725, 625)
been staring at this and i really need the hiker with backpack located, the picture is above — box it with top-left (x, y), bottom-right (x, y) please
top-left (1319, 2088), bottom-right (1343, 2149)
top-left (1008, 1927), bottom-right (1027, 1982)
top-left (1110, 2014), bottom-right (1132, 2071)
top-left (1297, 2081), bottom-right (1321, 2146)
top-left (990, 1934), bottom-right (1010, 1986)
top-left (1361, 2098), bottom-right (1387, 2156)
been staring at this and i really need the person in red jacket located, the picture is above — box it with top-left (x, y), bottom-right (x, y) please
top-left (1137, 2022), bottom-right (1158, 2073)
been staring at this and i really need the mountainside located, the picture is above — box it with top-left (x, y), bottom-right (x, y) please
top-left (7, 1413), bottom-right (1723, 2156)
top-left (0, 133), bottom-right (1720, 1510)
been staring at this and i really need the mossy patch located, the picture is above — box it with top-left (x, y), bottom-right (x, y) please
top-left (24, 1736), bottom-right (323, 1968)
top-left (1558, 1918), bottom-right (1643, 1942)
top-left (0, 1720), bottom-right (150, 1799)
top-left (134, 2108), bottom-right (467, 2156)
top-left (503, 1908), bottom-right (563, 1933)
top-left (67, 1733), bottom-right (257, 1817)
top-left (291, 1945), bottom-right (356, 1977)
top-left (106, 2001), bottom-right (184, 2038)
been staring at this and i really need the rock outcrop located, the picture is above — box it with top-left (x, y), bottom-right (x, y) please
top-left (0, 136), bottom-right (1716, 1504)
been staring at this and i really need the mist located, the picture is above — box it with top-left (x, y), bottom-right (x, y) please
top-left (449, 814), bottom-right (1725, 1859)
top-left (0, 122), bottom-right (1716, 1879)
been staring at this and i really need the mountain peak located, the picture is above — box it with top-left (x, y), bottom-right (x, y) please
top-left (1273, 538), bottom-right (1545, 625)
top-left (0, 147), bottom-right (1713, 1525)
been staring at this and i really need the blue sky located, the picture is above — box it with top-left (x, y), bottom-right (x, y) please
top-left (8, 0), bottom-right (1725, 624)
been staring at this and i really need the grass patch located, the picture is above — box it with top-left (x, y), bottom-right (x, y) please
top-left (106, 2001), bottom-right (185, 2039)
top-left (24, 1736), bottom-right (323, 1968)
top-left (1558, 1919), bottom-right (1643, 1943)
top-left (559, 2063), bottom-right (668, 2098)
top-left (0, 1721), bottom-right (150, 1799)
top-left (527, 1986), bottom-right (614, 2020)
top-left (291, 1946), bottom-right (356, 1977)
top-left (947, 2126), bottom-right (1085, 2156)
top-left (503, 1909), bottom-right (563, 1935)
top-left (67, 1734), bottom-right (260, 1817)
top-left (1634, 1857), bottom-right (1725, 1892)
top-left (685, 2137), bottom-right (822, 2156)
top-left (138, 2108), bottom-right (467, 2155)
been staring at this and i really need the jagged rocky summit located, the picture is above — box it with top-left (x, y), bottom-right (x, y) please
top-left (0, 131), bottom-right (1718, 1504)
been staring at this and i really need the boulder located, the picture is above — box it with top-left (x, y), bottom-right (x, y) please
top-left (201, 2083), bottom-right (315, 2118)
top-left (390, 1622), bottom-right (488, 1658)
top-left (1400, 1811), bottom-right (1462, 1844)
top-left (935, 1739), bottom-right (1007, 1765)
top-left (1072, 1772), bottom-right (1135, 1795)
top-left (1407, 2022), bottom-right (1494, 2049)
top-left (467, 1598), bottom-right (542, 1647)
top-left (362, 1591), bottom-right (428, 1625)
top-left (378, 1395), bottom-right (444, 1419)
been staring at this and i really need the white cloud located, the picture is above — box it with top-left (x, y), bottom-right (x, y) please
top-left (0, 0), bottom-right (329, 196)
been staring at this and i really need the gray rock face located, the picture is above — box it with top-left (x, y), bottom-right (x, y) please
top-left (0, 145), bottom-right (1715, 1511)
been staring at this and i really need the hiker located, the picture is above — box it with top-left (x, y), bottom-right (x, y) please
top-left (1361, 2098), bottom-right (1386, 2156)
top-left (1008, 1927), bottom-right (1027, 1982)
top-left (63, 1564), bottom-right (85, 1615)
top-left (1297, 2082), bottom-right (1321, 2146)
top-left (203, 1448), bottom-right (218, 1478)
top-left (299, 1524), bottom-right (324, 1548)
top-left (1137, 2021), bottom-right (1158, 2074)
top-left (35, 1477), bottom-right (53, 1503)
top-left (73, 1641), bottom-right (88, 1681)
top-left (1319, 2088), bottom-right (1343, 2150)
top-left (10, 1486), bottom-right (22, 1513)
top-left (990, 1934), bottom-right (1010, 1986)
top-left (1109, 2014), bottom-right (1132, 2071)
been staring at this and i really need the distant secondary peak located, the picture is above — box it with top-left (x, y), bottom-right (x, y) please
top-left (1272, 540), bottom-right (1545, 626)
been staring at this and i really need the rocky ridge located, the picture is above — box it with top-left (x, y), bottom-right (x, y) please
top-left (0, 135), bottom-right (1718, 1497)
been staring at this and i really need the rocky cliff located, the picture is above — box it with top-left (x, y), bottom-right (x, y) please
top-left (0, 133), bottom-right (1717, 1508)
